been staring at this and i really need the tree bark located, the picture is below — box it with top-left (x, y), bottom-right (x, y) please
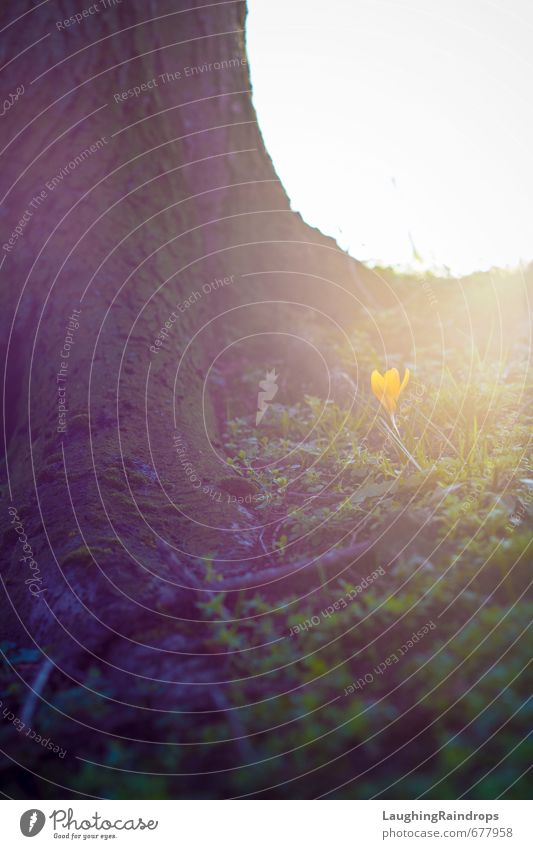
top-left (0, 0), bottom-right (370, 797)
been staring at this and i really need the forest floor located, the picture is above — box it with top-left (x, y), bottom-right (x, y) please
top-left (191, 267), bottom-right (533, 798)
top-left (1, 267), bottom-right (532, 799)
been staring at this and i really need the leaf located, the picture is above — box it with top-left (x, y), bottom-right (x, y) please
top-left (350, 481), bottom-right (395, 504)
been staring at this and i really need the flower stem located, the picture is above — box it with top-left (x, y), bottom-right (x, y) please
top-left (380, 415), bottom-right (423, 472)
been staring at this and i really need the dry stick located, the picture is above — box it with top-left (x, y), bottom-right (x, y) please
top-left (20, 657), bottom-right (55, 726)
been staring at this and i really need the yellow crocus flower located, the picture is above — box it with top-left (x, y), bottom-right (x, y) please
top-left (371, 367), bottom-right (410, 416)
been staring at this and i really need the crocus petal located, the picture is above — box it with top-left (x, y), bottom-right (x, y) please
top-left (400, 368), bottom-right (410, 393)
top-left (371, 370), bottom-right (385, 399)
top-left (385, 368), bottom-right (400, 398)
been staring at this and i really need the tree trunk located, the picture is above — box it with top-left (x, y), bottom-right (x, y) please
top-left (1, 0), bottom-right (371, 798)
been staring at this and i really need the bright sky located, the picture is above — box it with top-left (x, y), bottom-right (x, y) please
top-left (246, 0), bottom-right (533, 275)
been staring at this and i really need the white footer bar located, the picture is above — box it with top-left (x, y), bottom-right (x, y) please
top-left (1, 799), bottom-right (529, 848)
